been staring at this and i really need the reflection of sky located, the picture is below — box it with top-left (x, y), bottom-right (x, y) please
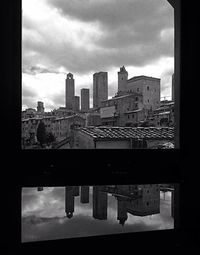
top-left (21, 187), bottom-right (174, 242)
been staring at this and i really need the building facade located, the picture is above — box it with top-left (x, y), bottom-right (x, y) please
top-left (153, 101), bottom-right (174, 127)
top-left (81, 88), bottom-right (90, 112)
top-left (100, 93), bottom-right (144, 127)
top-left (65, 73), bottom-right (75, 110)
top-left (127, 75), bottom-right (160, 111)
top-left (172, 73), bottom-right (174, 101)
top-left (93, 72), bottom-right (108, 109)
top-left (73, 96), bottom-right (80, 112)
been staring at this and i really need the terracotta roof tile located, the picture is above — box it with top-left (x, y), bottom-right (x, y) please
top-left (77, 126), bottom-right (174, 140)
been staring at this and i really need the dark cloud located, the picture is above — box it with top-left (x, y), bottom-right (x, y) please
top-left (48, 0), bottom-right (173, 30)
top-left (22, 0), bottom-right (174, 75)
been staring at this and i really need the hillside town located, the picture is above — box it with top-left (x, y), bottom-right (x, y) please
top-left (22, 66), bottom-right (175, 149)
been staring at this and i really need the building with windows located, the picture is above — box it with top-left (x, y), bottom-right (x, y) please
top-left (153, 101), bottom-right (174, 127)
top-left (22, 108), bottom-right (37, 119)
top-left (127, 75), bottom-right (160, 111)
top-left (117, 67), bottom-right (160, 112)
top-left (93, 72), bottom-right (108, 109)
top-left (100, 92), bottom-right (144, 127)
top-left (81, 88), bottom-right (90, 112)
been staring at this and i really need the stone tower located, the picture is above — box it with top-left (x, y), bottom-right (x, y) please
top-left (65, 73), bottom-right (75, 110)
top-left (118, 66), bottom-right (128, 92)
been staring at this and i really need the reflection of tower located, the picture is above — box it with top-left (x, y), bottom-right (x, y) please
top-left (73, 186), bottom-right (80, 196)
top-left (65, 186), bottom-right (75, 218)
top-left (37, 187), bottom-right (43, 191)
top-left (93, 186), bottom-right (108, 220)
top-left (117, 197), bottom-right (128, 226)
top-left (80, 186), bottom-right (89, 203)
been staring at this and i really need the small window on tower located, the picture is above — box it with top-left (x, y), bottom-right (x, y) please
top-left (147, 86), bottom-right (149, 90)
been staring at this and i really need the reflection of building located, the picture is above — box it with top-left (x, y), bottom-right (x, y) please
top-left (73, 186), bottom-right (80, 196)
top-left (37, 187), bottom-right (43, 191)
top-left (117, 197), bottom-right (128, 226)
top-left (93, 186), bottom-right (108, 220)
top-left (93, 72), bottom-right (108, 108)
top-left (81, 186), bottom-right (90, 203)
top-left (126, 184), bottom-right (160, 216)
top-left (65, 73), bottom-right (75, 110)
top-left (65, 186), bottom-right (75, 218)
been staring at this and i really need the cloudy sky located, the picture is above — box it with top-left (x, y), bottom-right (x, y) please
top-left (22, 0), bottom-right (174, 112)
top-left (21, 186), bottom-right (173, 242)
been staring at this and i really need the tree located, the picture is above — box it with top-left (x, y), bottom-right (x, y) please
top-left (36, 121), bottom-right (46, 148)
top-left (46, 132), bottom-right (55, 146)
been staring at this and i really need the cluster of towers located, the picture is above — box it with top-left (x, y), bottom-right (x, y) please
top-left (65, 67), bottom-right (130, 112)
top-left (65, 73), bottom-right (90, 112)
top-left (62, 185), bottom-right (161, 225)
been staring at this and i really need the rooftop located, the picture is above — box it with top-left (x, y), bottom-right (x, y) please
top-left (101, 92), bottom-right (141, 102)
top-left (76, 126), bottom-right (174, 140)
top-left (128, 75), bottom-right (160, 82)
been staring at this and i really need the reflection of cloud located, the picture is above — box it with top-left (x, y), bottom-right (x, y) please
top-left (22, 187), bottom-right (174, 242)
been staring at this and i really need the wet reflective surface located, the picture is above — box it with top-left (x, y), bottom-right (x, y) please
top-left (22, 185), bottom-right (174, 242)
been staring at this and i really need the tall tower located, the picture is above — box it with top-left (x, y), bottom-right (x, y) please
top-left (81, 88), bottom-right (90, 112)
top-left (93, 72), bottom-right (108, 108)
top-left (65, 73), bottom-right (75, 110)
top-left (37, 101), bottom-right (44, 113)
top-left (118, 66), bottom-right (128, 92)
